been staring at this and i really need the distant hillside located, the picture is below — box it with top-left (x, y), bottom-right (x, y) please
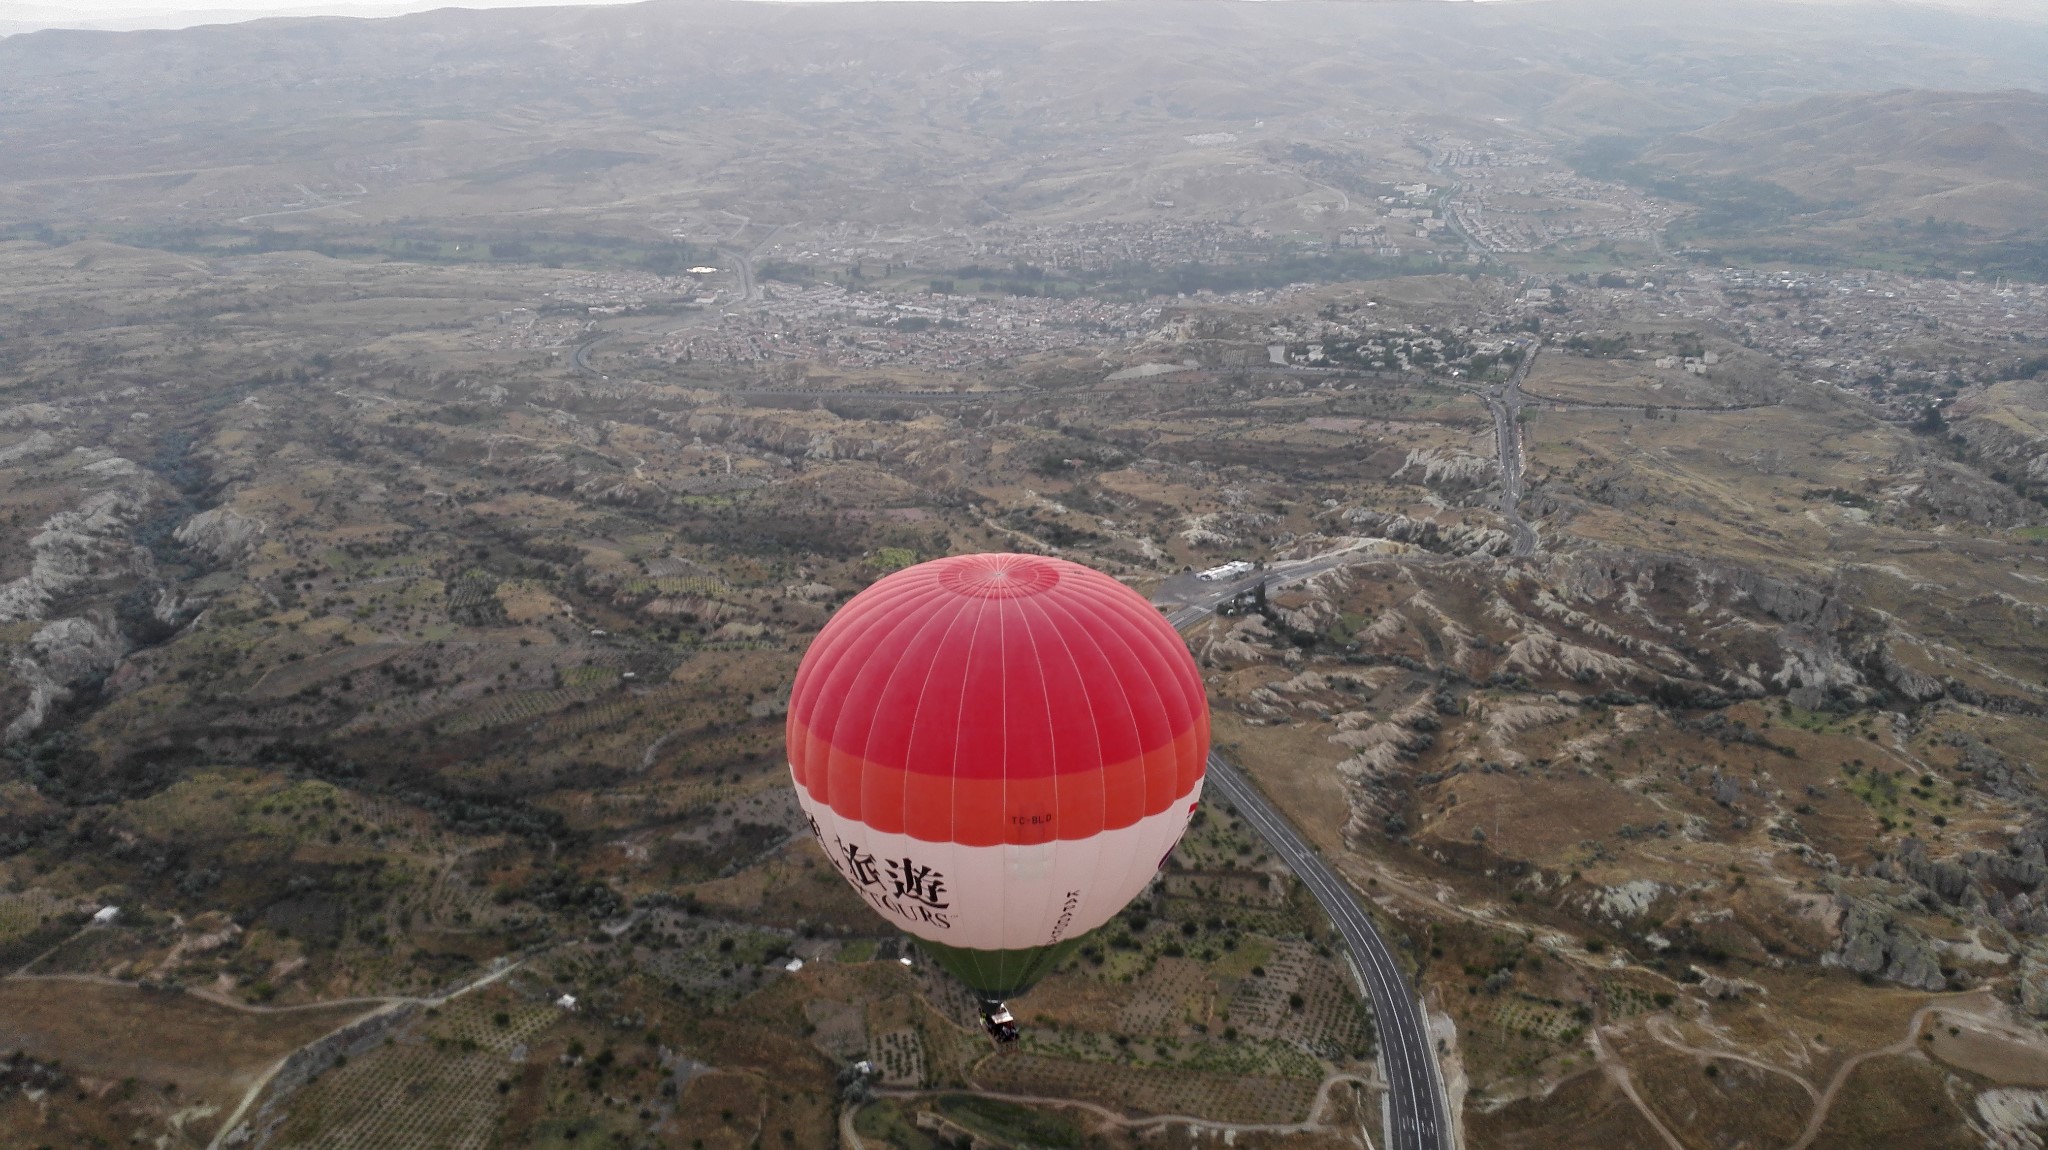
top-left (2, 0), bottom-right (2047, 233)
top-left (1646, 89), bottom-right (2048, 233)
top-left (0, 0), bottom-right (512, 34)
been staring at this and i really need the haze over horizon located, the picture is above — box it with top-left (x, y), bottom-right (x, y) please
top-left (5, 0), bottom-right (2041, 37)
top-left (0, 0), bottom-right (1396, 38)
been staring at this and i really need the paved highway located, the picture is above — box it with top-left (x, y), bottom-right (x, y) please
top-left (1484, 346), bottom-right (1540, 557)
top-left (1158, 564), bottom-right (1454, 1150)
top-left (1205, 756), bottom-right (1451, 1150)
top-left (569, 330), bottom-right (617, 378)
top-left (722, 220), bottom-right (785, 304)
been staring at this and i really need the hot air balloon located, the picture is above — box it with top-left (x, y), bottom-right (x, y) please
top-left (786, 553), bottom-right (1209, 1037)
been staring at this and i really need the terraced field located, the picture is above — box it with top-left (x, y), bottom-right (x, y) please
top-left (974, 1054), bottom-right (1321, 1124)
top-left (272, 1037), bottom-right (512, 1150)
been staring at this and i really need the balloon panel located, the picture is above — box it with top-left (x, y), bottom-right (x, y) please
top-left (788, 553), bottom-right (1209, 847)
top-left (796, 776), bottom-right (1203, 952)
top-left (912, 936), bottom-right (1085, 1001)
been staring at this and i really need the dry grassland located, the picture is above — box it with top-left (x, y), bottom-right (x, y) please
top-left (0, 980), bottom-right (369, 1126)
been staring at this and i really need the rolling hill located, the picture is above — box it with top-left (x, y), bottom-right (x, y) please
top-left (1647, 87), bottom-right (2048, 234)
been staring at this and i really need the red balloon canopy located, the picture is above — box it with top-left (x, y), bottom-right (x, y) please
top-left (787, 553), bottom-right (1209, 847)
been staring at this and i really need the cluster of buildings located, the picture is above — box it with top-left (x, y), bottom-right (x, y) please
top-left (1263, 316), bottom-right (1495, 376)
top-left (1444, 170), bottom-right (1675, 255)
top-left (537, 148), bottom-right (2041, 404)
top-left (1424, 142), bottom-right (1548, 171)
top-left (469, 308), bottom-right (589, 351)
top-left (648, 282), bottom-right (1168, 370)
top-left (1532, 265), bottom-right (2048, 417)
top-left (547, 270), bottom-right (702, 309)
top-left (1329, 226), bottom-right (1407, 258)
top-left (1403, 133), bottom-right (1679, 256)
top-left (635, 275), bottom-right (1347, 372)
top-left (759, 219), bottom-right (1274, 280)
top-left (471, 270), bottom-right (707, 351)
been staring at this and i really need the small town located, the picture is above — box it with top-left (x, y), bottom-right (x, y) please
top-left (1524, 264), bottom-right (2048, 414)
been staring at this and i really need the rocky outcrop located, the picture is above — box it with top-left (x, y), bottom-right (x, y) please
top-left (1499, 623), bottom-right (1642, 682)
top-left (1181, 495), bottom-right (1280, 550)
top-left (1974, 1085), bottom-right (2048, 1147)
top-left (1710, 771), bottom-right (1743, 807)
top-left (2022, 948), bottom-right (2048, 1019)
top-left (1477, 701), bottom-right (1572, 756)
top-left (0, 476), bottom-right (153, 624)
top-left (1691, 966), bottom-right (1766, 1001)
top-left (1339, 509), bottom-right (1511, 557)
top-left (1950, 735), bottom-right (2038, 802)
top-left (0, 403), bottom-right (65, 429)
top-left (1179, 514), bottom-right (1241, 548)
top-left (1832, 896), bottom-right (1947, 990)
top-left (174, 506), bottom-right (266, 563)
top-left (0, 431), bottom-right (63, 466)
top-left (1948, 379), bottom-right (2048, 487)
top-left (1330, 719), bottom-right (1429, 753)
top-left (1596, 879), bottom-right (1667, 923)
top-left (1885, 459), bottom-right (2038, 529)
top-left (1772, 635), bottom-right (1872, 710)
top-left (1271, 569), bottom-right (1347, 636)
top-left (1874, 830), bottom-right (2048, 937)
top-left (1713, 562), bottom-right (1846, 631)
top-left (1867, 638), bottom-right (1946, 703)
top-left (0, 462), bottom-right (164, 740)
top-left (1523, 548), bottom-right (2005, 713)
top-left (5, 612), bottom-right (126, 741)
top-left (1203, 613), bottom-right (1276, 665)
top-left (1393, 447), bottom-right (1497, 493)
top-left (675, 409), bottom-right (931, 464)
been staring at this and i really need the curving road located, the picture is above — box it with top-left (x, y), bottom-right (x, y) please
top-left (1158, 566), bottom-right (1454, 1150)
top-left (570, 329), bottom-right (618, 378)
top-left (1485, 346), bottom-right (1540, 557)
top-left (1203, 756), bottom-right (1451, 1150)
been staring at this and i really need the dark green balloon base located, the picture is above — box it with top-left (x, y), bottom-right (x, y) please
top-left (911, 934), bottom-right (1087, 1001)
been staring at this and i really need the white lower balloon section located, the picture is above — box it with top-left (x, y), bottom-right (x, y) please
top-left (793, 773), bottom-right (1204, 952)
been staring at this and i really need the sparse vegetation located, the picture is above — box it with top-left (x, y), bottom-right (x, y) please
top-left (0, 6), bottom-right (2045, 1150)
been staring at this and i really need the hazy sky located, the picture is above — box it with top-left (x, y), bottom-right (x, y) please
top-left (0, 0), bottom-right (1122, 35)
top-left (6, 0), bottom-right (1092, 14)
top-left (1, 0), bottom-right (2038, 34)
top-left (16, 0), bottom-right (1476, 30)
top-left (0, 0), bottom-right (632, 25)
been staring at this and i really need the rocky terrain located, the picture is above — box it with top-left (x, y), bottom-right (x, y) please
top-left (0, 234), bottom-right (2040, 1148)
top-left (2, 2), bottom-right (2048, 1147)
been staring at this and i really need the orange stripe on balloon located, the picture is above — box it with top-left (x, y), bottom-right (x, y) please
top-left (792, 721), bottom-right (1205, 846)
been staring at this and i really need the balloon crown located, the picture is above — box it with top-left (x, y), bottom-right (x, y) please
top-left (931, 552), bottom-right (1064, 599)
